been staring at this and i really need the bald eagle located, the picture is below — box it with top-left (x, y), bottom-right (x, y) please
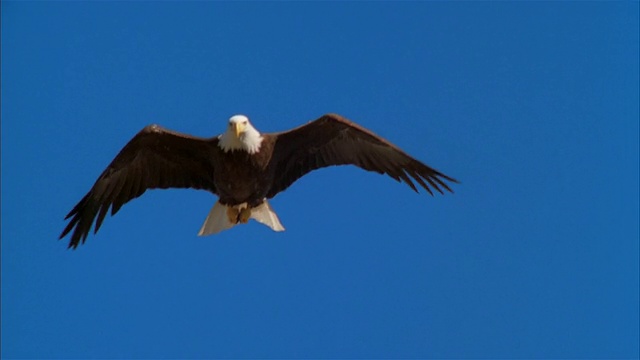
top-left (60, 113), bottom-right (458, 248)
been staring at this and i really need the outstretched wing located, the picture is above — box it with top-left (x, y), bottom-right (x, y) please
top-left (60, 125), bottom-right (220, 249)
top-left (267, 113), bottom-right (458, 198)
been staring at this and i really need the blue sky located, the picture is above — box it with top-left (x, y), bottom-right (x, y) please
top-left (2, 2), bottom-right (638, 359)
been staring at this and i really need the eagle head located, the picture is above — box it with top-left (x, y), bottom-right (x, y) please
top-left (219, 114), bottom-right (263, 154)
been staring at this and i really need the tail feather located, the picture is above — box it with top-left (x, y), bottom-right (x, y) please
top-left (198, 201), bottom-right (236, 236)
top-left (250, 201), bottom-right (285, 232)
top-left (198, 200), bottom-right (285, 236)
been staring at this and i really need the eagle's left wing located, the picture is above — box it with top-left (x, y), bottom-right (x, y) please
top-left (266, 113), bottom-right (458, 198)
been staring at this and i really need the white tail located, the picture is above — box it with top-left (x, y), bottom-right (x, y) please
top-left (197, 200), bottom-right (285, 236)
top-left (197, 201), bottom-right (236, 236)
top-left (249, 201), bottom-right (285, 232)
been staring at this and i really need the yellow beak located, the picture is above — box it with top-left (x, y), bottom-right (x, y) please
top-left (234, 123), bottom-right (246, 137)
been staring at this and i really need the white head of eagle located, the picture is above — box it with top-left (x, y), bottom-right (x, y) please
top-left (218, 114), bottom-right (263, 154)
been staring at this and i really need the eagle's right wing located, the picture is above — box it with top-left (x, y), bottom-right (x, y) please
top-left (60, 125), bottom-right (220, 249)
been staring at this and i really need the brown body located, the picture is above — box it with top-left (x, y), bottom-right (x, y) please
top-left (213, 137), bottom-right (275, 206)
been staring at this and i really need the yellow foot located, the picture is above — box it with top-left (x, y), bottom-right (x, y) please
top-left (239, 207), bottom-right (251, 224)
top-left (227, 206), bottom-right (240, 224)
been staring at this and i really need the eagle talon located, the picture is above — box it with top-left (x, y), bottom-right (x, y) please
top-left (227, 207), bottom-right (240, 224)
top-left (239, 207), bottom-right (251, 224)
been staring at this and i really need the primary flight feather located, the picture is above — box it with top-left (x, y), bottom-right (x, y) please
top-left (60, 113), bottom-right (458, 248)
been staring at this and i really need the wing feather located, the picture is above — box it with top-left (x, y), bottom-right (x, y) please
top-left (60, 125), bottom-right (220, 249)
top-left (267, 114), bottom-right (458, 198)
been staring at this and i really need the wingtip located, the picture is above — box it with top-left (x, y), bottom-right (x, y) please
top-left (443, 174), bottom-right (460, 184)
top-left (66, 240), bottom-right (78, 250)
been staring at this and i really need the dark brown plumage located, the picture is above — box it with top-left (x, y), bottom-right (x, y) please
top-left (60, 113), bottom-right (458, 248)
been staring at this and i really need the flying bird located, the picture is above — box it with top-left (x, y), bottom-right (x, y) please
top-left (60, 113), bottom-right (458, 248)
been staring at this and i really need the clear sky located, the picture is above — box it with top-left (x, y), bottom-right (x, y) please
top-left (2, 2), bottom-right (638, 359)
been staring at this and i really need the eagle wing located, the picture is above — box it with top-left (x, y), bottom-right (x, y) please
top-left (267, 114), bottom-right (458, 198)
top-left (60, 125), bottom-right (219, 249)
